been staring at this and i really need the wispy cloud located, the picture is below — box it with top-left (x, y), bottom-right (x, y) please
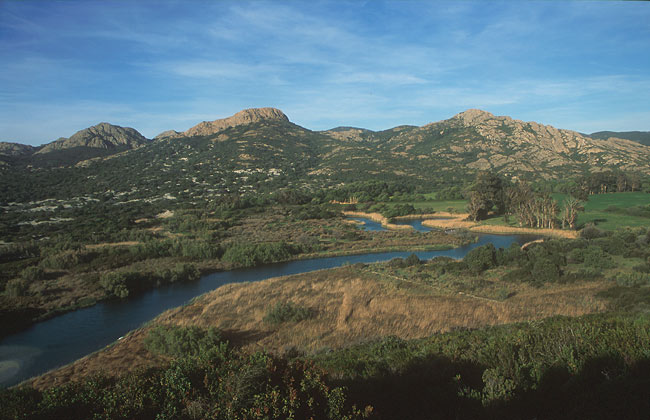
top-left (1, 1), bottom-right (649, 143)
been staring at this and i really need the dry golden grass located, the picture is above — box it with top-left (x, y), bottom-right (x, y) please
top-left (85, 241), bottom-right (140, 250)
top-left (421, 214), bottom-right (580, 238)
top-left (342, 211), bottom-right (413, 230)
top-left (30, 265), bottom-right (608, 390)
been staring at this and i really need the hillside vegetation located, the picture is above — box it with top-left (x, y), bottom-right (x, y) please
top-left (7, 227), bottom-right (650, 419)
top-left (1, 108), bottom-right (649, 418)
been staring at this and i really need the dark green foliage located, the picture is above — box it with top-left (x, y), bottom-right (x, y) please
top-left (20, 266), bottom-right (43, 282)
top-left (319, 181), bottom-right (418, 204)
top-left (290, 204), bottom-right (339, 220)
top-left (263, 301), bottom-right (313, 325)
top-left (367, 203), bottom-right (416, 218)
top-left (99, 272), bottom-right (130, 298)
top-left (530, 259), bottom-right (561, 284)
top-left (4, 278), bottom-right (29, 297)
top-left (313, 314), bottom-right (650, 420)
top-left (496, 243), bottom-right (525, 266)
top-left (383, 204), bottom-right (416, 218)
top-left (387, 254), bottom-right (422, 268)
top-left (221, 241), bottom-right (297, 267)
top-left (523, 244), bottom-right (565, 285)
top-left (405, 253), bottom-right (421, 266)
top-left (467, 171), bottom-right (506, 220)
top-left (580, 224), bottom-right (605, 239)
top-left (40, 249), bottom-right (95, 270)
top-left (387, 257), bottom-right (406, 268)
top-left (464, 244), bottom-right (497, 273)
top-left (612, 272), bottom-right (650, 288)
top-left (99, 264), bottom-right (201, 299)
top-left (0, 348), bottom-right (369, 420)
top-left (589, 130), bottom-right (650, 146)
top-left (582, 245), bottom-right (614, 269)
top-left (144, 325), bottom-right (225, 358)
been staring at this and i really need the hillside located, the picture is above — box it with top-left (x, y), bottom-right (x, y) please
top-left (0, 123), bottom-right (149, 168)
top-left (589, 130), bottom-right (650, 146)
top-left (1, 107), bottom-right (649, 205)
top-left (36, 122), bottom-right (148, 154)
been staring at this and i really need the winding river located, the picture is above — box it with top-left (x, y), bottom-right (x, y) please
top-left (0, 219), bottom-right (538, 388)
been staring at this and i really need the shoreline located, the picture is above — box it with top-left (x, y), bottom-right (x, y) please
top-left (0, 230), bottom-right (465, 343)
top-left (344, 210), bottom-right (579, 239)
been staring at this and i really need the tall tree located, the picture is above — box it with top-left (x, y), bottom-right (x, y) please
top-left (466, 171), bottom-right (506, 221)
top-left (561, 196), bottom-right (584, 230)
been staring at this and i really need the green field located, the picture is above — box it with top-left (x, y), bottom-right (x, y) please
top-left (554, 192), bottom-right (650, 230)
top-left (395, 192), bottom-right (650, 230)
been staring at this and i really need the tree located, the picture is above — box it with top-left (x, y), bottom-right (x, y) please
top-left (466, 171), bottom-right (506, 221)
top-left (561, 196), bottom-right (584, 230)
top-left (467, 191), bottom-right (489, 221)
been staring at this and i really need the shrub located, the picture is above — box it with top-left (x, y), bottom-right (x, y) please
top-left (388, 257), bottom-right (406, 268)
top-left (567, 247), bottom-right (585, 264)
top-left (99, 272), bottom-right (129, 298)
top-left (144, 325), bottom-right (225, 358)
top-left (222, 241), bottom-right (296, 267)
top-left (464, 244), bottom-right (497, 273)
top-left (531, 259), bottom-right (561, 285)
top-left (5, 278), bottom-right (29, 297)
top-left (582, 245), bottom-right (614, 270)
top-left (580, 224), bottom-right (604, 239)
top-left (40, 250), bottom-right (93, 270)
top-left (159, 263), bottom-right (200, 283)
top-left (405, 253), bottom-right (421, 266)
top-left (263, 301), bottom-right (313, 325)
top-left (496, 243), bottom-right (525, 266)
top-left (612, 272), bottom-right (650, 288)
top-left (20, 266), bottom-right (44, 282)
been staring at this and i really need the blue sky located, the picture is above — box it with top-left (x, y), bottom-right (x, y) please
top-left (1, 0), bottom-right (649, 145)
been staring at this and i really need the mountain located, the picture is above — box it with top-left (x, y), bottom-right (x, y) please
top-left (588, 131), bottom-right (650, 147)
top-left (157, 107), bottom-right (290, 139)
top-left (0, 142), bottom-right (35, 167)
top-left (36, 122), bottom-right (148, 154)
top-left (2, 108), bottom-right (649, 204)
top-left (314, 109), bottom-right (650, 182)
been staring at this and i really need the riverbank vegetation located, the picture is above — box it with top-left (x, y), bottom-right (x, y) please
top-left (5, 225), bottom-right (650, 418)
top-left (0, 201), bottom-right (467, 338)
top-left (1, 180), bottom-right (648, 338)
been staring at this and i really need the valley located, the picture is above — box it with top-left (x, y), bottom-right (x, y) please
top-left (1, 108), bottom-right (649, 419)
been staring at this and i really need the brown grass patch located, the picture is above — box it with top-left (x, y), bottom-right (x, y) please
top-left (30, 265), bottom-right (609, 390)
top-left (343, 211), bottom-right (413, 230)
top-left (85, 241), bottom-right (140, 250)
top-left (421, 215), bottom-right (579, 238)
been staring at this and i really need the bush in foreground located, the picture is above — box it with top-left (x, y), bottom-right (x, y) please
top-left (263, 301), bottom-right (313, 325)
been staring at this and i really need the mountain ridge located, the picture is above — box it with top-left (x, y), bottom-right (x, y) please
top-left (156, 107), bottom-right (290, 140)
top-left (2, 108), bottom-right (649, 183)
top-left (35, 122), bottom-right (148, 155)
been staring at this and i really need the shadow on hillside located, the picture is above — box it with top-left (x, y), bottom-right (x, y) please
top-left (220, 329), bottom-right (273, 347)
top-left (333, 354), bottom-right (650, 420)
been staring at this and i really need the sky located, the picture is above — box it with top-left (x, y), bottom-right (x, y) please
top-left (1, 0), bottom-right (649, 146)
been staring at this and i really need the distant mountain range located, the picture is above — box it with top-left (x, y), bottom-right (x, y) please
top-left (1, 108), bottom-right (648, 200)
top-left (587, 131), bottom-right (650, 147)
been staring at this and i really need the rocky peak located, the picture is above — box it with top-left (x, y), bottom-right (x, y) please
top-left (36, 123), bottom-right (148, 154)
top-left (153, 130), bottom-right (181, 141)
top-left (452, 109), bottom-right (497, 125)
top-left (0, 142), bottom-right (35, 157)
top-left (181, 107), bottom-right (290, 138)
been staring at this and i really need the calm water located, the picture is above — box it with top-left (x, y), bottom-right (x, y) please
top-left (0, 231), bottom-right (537, 388)
top-left (352, 216), bottom-right (450, 232)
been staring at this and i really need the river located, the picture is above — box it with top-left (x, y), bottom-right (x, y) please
top-left (0, 220), bottom-right (538, 388)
